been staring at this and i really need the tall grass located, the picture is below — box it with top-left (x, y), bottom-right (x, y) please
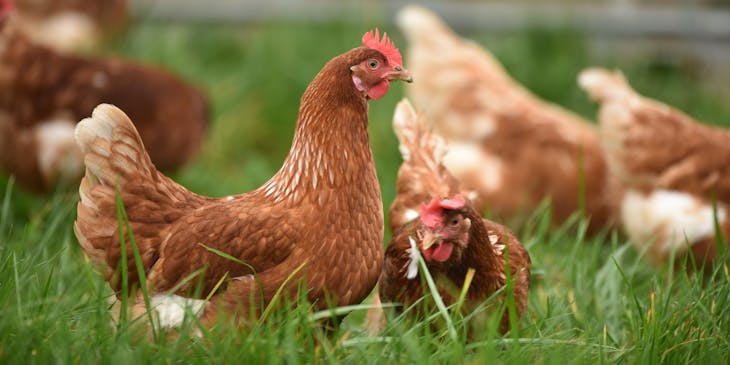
top-left (0, 21), bottom-right (728, 364)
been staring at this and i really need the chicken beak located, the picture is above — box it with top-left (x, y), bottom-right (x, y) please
top-left (387, 66), bottom-right (413, 83)
top-left (421, 231), bottom-right (440, 251)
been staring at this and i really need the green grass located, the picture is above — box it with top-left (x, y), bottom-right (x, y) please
top-left (1, 20), bottom-right (730, 364)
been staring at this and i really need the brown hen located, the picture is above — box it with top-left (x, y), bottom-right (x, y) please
top-left (378, 99), bottom-right (530, 333)
top-left (579, 68), bottom-right (730, 268)
top-left (397, 5), bottom-right (620, 231)
top-left (0, 12), bottom-right (208, 193)
top-left (73, 30), bottom-right (412, 328)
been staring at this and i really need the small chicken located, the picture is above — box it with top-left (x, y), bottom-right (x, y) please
top-left (378, 100), bottom-right (530, 333)
top-left (73, 30), bottom-right (412, 328)
top-left (13, 0), bottom-right (127, 52)
top-left (397, 5), bottom-right (620, 231)
top-left (579, 68), bottom-right (730, 267)
top-left (0, 8), bottom-right (208, 192)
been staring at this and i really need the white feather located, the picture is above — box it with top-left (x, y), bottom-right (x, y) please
top-left (622, 189), bottom-right (727, 255)
top-left (403, 209), bottom-right (420, 223)
top-left (150, 294), bottom-right (206, 329)
top-left (35, 119), bottom-right (84, 184)
top-left (406, 236), bottom-right (420, 280)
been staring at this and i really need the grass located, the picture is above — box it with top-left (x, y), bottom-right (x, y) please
top-left (1, 19), bottom-right (730, 364)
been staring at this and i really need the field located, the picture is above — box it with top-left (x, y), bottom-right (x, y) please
top-left (1, 19), bottom-right (729, 364)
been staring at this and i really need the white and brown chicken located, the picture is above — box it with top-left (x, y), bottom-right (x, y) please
top-left (0, 3), bottom-right (208, 193)
top-left (580, 68), bottom-right (730, 269)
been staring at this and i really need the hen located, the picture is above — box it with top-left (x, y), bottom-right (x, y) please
top-left (579, 68), bottom-right (730, 268)
top-left (0, 7), bottom-right (208, 193)
top-left (379, 99), bottom-right (530, 333)
top-left (397, 5), bottom-right (620, 231)
top-left (73, 30), bottom-right (412, 328)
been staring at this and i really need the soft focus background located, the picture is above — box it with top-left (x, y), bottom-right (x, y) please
top-left (1, 0), bottom-right (729, 363)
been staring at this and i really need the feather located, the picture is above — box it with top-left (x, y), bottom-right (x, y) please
top-left (406, 236), bottom-right (419, 279)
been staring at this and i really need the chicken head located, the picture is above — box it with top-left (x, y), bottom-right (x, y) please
top-left (418, 194), bottom-right (471, 262)
top-left (351, 29), bottom-right (412, 100)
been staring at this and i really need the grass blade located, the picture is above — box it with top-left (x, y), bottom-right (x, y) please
top-left (259, 260), bottom-right (308, 323)
top-left (416, 250), bottom-right (458, 342)
top-left (115, 192), bottom-right (158, 340)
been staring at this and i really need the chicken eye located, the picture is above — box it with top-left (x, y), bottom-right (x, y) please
top-left (450, 218), bottom-right (460, 226)
top-left (367, 59), bottom-right (380, 70)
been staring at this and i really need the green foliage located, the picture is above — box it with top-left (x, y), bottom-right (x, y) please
top-left (1, 21), bottom-right (729, 364)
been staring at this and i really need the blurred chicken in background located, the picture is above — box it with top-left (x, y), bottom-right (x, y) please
top-left (580, 68), bottom-right (730, 269)
top-left (397, 5), bottom-right (622, 232)
top-left (12, 0), bottom-right (127, 52)
top-left (0, 1), bottom-right (209, 193)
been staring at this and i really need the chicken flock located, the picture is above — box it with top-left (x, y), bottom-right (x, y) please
top-left (1, 0), bottom-right (728, 335)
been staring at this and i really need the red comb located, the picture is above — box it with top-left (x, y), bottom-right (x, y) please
top-left (440, 194), bottom-right (466, 209)
top-left (362, 29), bottom-right (402, 66)
top-left (0, 0), bottom-right (13, 16)
top-left (419, 194), bottom-right (466, 229)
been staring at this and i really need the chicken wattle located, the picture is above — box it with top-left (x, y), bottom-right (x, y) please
top-left (73, 29), bottom-right (412, 328)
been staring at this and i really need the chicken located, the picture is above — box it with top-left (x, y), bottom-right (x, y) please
top-left (0, 11), bottom-right (208, 193)
top-left (73, 30), bottom-right (413, 328)
top-left (378, 99), bottom-right (530, 333)
top-left (396, 5), bottom-right (620, 231)
top-left (579, 68), bottom-right (730, 268)
top-left (12, 0), bottom-right (127, 52)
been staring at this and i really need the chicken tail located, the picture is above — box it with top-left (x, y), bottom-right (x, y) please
top-left (73, 104), bottom-right (203, 290)
top-left (392, 98), bottom-right (447, 166)
top-left (75, 104), bottom-right (156, 194)
top-left (578, 67), bottom-right (635, 103)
